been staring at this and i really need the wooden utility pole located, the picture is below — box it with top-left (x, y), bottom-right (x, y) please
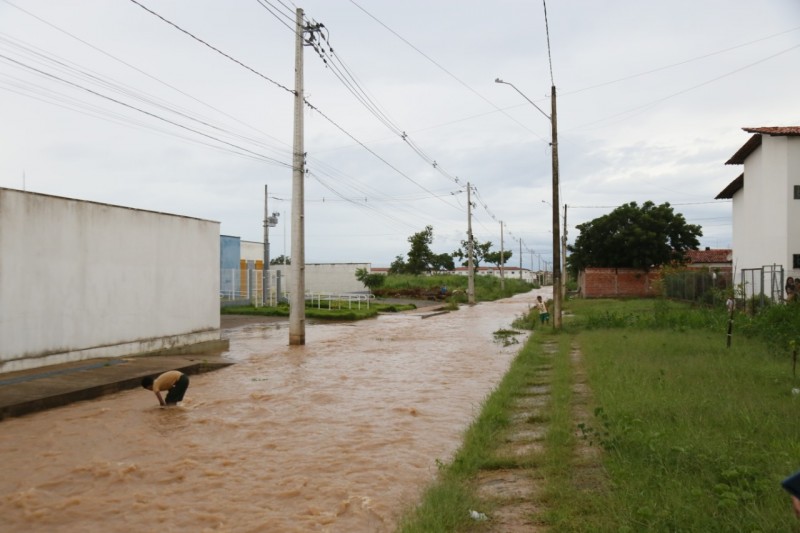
top-left (289, 8), bottom-right (306, 345)
top-left (550, 86), bottom-right (562, 329)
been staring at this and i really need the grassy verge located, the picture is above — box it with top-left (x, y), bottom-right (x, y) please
top-left (221, 301), bottom-right (417, 321)
top-left (377, 273), bottom-right (535, 302)
top-left (565, 326), bottom-right (800, 531)
top-left (398, 298), bottom-right (800, 531)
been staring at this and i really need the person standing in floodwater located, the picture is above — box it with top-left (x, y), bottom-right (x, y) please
top-left (141, 370), bottom-right (190, 407)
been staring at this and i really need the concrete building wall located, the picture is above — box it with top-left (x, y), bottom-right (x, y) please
top-left (0, 188), bottom-right (222, 373)
top-left (241, 240), bottom-right (263, 262)
top-left (304, 263), bottom-right (369, 293)
top-left (734, 136), bottom-right (800, 278)
top-left (787, 137), bottom-right (800, 278)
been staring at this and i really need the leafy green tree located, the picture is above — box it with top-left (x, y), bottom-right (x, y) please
top-left (453, 240), bottom-right (493, 269)
top-left (485, 250), bottom-right (513, 267)
top-left (405, 225), bottom-right (435, 274)
top-left (567, 201), bottom-right (702, 274)
top-left (431, 252), bottom-right (455, 272)
top-left (355, 268), bottom-right (385, 291)
top-left (270, 255), bottom-right (290, 265)
top-left (389, 255), bottom-right (407, 274)
top-left (391, 226), bottom-right (452, 275)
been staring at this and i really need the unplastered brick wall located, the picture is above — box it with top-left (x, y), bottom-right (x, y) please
top-left (579, 267), bottom-right (661, 298)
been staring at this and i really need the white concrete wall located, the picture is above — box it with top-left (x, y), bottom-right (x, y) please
top-left (241, 240), bottom-right (263, 263)
top-left (269, 263), bottom-right (369, 294)
top-left (787, 137), bottom-right (800, 279)
top-left (0, 188), bottom-right (221, 373)
top-left (733, 135), bottom-right (800, 279)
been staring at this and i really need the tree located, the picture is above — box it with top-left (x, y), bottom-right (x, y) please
top-left (391, 226), bottom-right (453, 275)
top-left (389, 255), bottom-right (407, 274)
top-left (355, 267), bottom-right (385, 291)
top-left (431, 252), bottom-right (455, 272)
top-left (567, 201), bottom-right (702, 274)
top-left (485, 250), bottom-right (513, 267)
top-left (405, 225), bottom-right (435, 275)
top-left (453, 240), bottom-right (493, 269)
top-left (270, 255), bottom-right (290, 265)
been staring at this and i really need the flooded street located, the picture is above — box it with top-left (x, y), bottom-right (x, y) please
top-left (0, 290), bottom-right (546, 532)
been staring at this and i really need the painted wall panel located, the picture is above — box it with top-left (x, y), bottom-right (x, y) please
top-left (0, 188), bottom-right (221, 372)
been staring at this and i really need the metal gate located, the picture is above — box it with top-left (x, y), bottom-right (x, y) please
top-left (739, 264), bottom-right (784, 309)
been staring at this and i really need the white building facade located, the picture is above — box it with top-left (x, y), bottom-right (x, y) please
top-left (716, 127), bottom-right (800, 293)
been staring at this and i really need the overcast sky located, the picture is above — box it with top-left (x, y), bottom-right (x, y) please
top-left (1, 0), bottom-right (798, 268)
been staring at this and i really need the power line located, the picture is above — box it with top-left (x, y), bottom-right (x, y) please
top-left (302, 97), bottom-right (463, 212)
top-left (254, 0), bottom-right (296, 31)
top-left (0, 52), bottom-right (293, 168)
top-left (127, 0), bottom-right (294, 95)
top-left (1, 0), bottom-right (282, 147)
top-left (568, 42), bottom-right (800, 132)
top-left (542, 0), bottom-right (555, 86)
top-left (561, 25), bottom-right (800, 98)
top-left (347, 0), bottom-right (547, 143)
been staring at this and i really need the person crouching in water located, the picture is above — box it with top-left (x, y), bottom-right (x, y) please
top-left (141, 370), bottom-right (190, 407)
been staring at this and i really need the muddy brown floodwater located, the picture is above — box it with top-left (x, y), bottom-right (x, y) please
top-left (0, 290), bottom-right (547, 532)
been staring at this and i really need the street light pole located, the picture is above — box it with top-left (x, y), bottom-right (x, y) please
top-left (496, 78), bottom-right (562, 328)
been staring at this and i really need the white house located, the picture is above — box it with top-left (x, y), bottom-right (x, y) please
top-left (716, 126), bottom-right (800, 296)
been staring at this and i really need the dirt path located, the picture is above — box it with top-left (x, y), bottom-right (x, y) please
top-left (471, 340), bottom-right (606, 531)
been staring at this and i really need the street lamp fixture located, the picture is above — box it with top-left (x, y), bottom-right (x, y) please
top-left (494, 78), bottom-right (550, 122)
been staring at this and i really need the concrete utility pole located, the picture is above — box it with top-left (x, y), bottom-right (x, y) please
top-left (289, 8), bottom-right (306, 345)
top-left (499, 220), bottom-right (505, 291)
top-left (562, 203), bottom-right (568, 302)
top-left (495, 78), bottom-right (562, 328)
top-left (263, 185), bottom-right (279, 306)
top-left (268, 185), bottom-right (269, 305)
top-left (519, 238), bottom-right (523, 280)
top-left (467, 182), bottom-right (475, 305)
top-left (550, 86), bottom-right (562, 329)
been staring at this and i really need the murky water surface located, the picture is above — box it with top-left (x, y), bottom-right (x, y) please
top-left (0, 290), bottom-right (546, 532)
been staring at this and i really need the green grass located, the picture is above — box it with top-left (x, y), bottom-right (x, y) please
top-left (378, 273), bottom-right (535, 302)
top-left (221, 301), bottom-right (416, 321)
top-left (398, 298), bottom-right (800, 532)
top-left (567, 328), bottom-right (800, 531)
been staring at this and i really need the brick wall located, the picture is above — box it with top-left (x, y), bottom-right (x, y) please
top-left (579, 267), bottom-right (661, 298)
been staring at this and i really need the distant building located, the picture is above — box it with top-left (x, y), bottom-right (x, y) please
top-left (220, 237), bottom-right (368, 302)
top-left (371, 265), bottom-right (540, 284)
top-left (684, 248), bottom-right (732, 271)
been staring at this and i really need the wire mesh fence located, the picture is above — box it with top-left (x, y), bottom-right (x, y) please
top-left (661, 269), bottom-right (733, 306)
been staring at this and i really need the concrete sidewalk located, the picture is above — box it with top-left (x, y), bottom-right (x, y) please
top-left (0, 353), bottom-right (234, 421)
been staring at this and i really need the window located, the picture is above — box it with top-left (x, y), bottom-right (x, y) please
top-left (795, 185), bottom-right (800, 199)
top-left (795, 254), bottom-right (800, 269)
